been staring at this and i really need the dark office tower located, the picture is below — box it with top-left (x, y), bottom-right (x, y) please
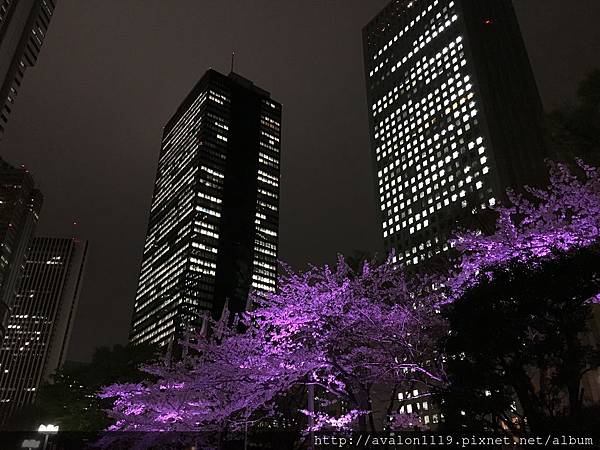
top-left (130, 70), bottom-right (281, 347)
top-left (0, 237), bottom-right (87, 425)
top-left (0, 158), bottom-right (41, 340)
top-left (0, 0), bottom-right (56, 138)
top-left (363, 0), bottom-right (547, 266)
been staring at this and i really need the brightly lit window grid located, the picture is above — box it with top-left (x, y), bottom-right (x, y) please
top-left (367, 0), bottom-right (495, 266)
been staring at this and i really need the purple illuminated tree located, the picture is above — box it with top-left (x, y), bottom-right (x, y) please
top-left (250, 257), bottom-right (446, 431)
top-left (101, 256), bottom-right (445, 444)
top-left (102, 161), bottom-right (600, 442)
top-left (442, 161), bottom-right (600, 433)
top-left (100, 313), bottom-right (311, 443)
top-left (447, 161), bottom-right (600, 305)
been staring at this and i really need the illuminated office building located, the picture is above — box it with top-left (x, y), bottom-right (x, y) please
top-left (363, 0), bottom-right (547, 266)
top-left (0, 0), bottom-right (56, 138)
top-left (0, 158), bottom-right (42, 340)
top-left (0, 237), bottom-right (88, 425)
top-left (130, 69), bottom-right (281, 347)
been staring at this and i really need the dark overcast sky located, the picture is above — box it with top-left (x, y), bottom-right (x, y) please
top-left (0, 0), bottom-right (599, 362)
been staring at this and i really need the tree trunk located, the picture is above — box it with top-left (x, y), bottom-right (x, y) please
top-left (308, 383), bottom-right (315, 450)
top-left (565, 333), bottom-right (583, 417)
top-left (510, 368), bottom-right (545, 433)
top-left (367, 388), bottom-right (376, 432)
top-left (385, 384), bottom-right (399, 420)
top-left (356, 387), bottom-right (372, 432)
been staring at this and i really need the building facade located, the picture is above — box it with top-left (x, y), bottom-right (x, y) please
top-left (363, 0), bottom-right (547, 267)
top-left (0, 0), bottom-right (56, 138)
top-left (0, 158), bottom-right (42, 340)
top-left (130, 69), bottom-right (281, 347)
top-left (0, 237), bottom-right (88, 425)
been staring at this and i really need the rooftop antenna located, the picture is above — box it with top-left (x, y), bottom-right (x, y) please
top-left (230, 51), bottom-right (235, 73)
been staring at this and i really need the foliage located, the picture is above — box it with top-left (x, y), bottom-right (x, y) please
top-left (448, 161), bottom-right (600, 305)
top-left (101, 257), bottom-right (445, 443)
top-left (442, 161), bottom-right (600, 433)
top-left (442, 248), bottom-right (600, 433)
top-left (101, 160), bottom-right (600, 443)
top-left (5, 343), bottom-right (159, 432)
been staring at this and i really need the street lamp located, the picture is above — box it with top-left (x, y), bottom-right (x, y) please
top-left (38, 424), bottom-right (59, 450)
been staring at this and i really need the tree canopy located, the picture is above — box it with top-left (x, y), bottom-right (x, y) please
top-left (98, 159), bottom-right (600, 446)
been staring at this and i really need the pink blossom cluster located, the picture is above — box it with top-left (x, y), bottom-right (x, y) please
top-left (101, 257), bottom-right (444, 434)
top-left (101, 162), bottom-right (600, 439)
top-left (447, 161), bottom-right (600, 304)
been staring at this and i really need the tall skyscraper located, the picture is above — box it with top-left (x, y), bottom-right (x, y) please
top-left (0, 0), bottom-right (56, 138)
top-left (363, 0), bottom-right (547, 266)
top-left (0, 237), bottom-right (88, 425)
top-left (130, 70), bottom-right (281, 348)
top-left (0, 158), bottom-right (42, 340)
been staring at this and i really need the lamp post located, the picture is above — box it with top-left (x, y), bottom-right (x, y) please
top-left (38, 424), bottom-right (59, 450)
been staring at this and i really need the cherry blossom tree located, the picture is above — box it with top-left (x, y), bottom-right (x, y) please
top-left (101, 161), bottom-right (600, 445)
top-left (441, 161), bottom-right (600, 433)
top-left (100, 256), bottom-right (445, 446)
top-left (100, 313), bottom-right (314, 447)
top-left (250, 256), bottom-right (445, 431)
top-left (447, 161), bottom-right (600, 305)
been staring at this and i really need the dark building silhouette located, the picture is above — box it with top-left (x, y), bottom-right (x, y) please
top-left (0, 0), bottom-right (56, 138)
top-left (0, 158), bottom-right (41, 340)
top-left (0, 237), bottom-right (88, 425)
top-left (130, 69), bottom-right (281, 347)
top-left (363, 0), bottom-right (547, 267)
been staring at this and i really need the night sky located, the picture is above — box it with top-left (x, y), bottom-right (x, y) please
top-left (1, 0), bottom-right (599, 362)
